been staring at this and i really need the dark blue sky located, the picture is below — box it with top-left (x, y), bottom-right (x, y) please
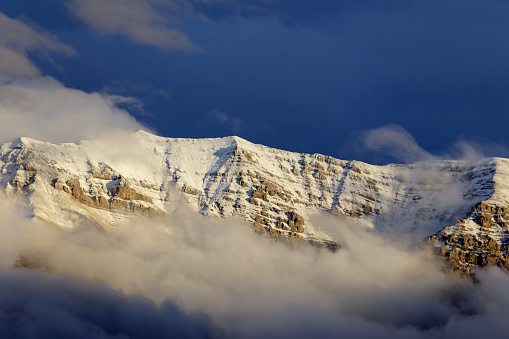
top-left (1, 0), bottom-right (509, 164)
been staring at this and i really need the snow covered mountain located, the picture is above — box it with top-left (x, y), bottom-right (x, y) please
top-left (1, 130), bottom-right (508, 273)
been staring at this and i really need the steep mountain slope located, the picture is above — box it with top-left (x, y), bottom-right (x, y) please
top-left (1, 130), bottom-right (508, 272)
top-left (428, 160), bottom-right (509, 274)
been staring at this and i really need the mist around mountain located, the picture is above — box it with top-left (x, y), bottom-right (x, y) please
top-left (1, 131), bottom-right (509, 338)
top-left (1, 195), bottom-right (509, 339)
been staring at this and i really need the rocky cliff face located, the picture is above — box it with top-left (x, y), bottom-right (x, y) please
top-left (1, 131), bottom-right (508, 273)
top-left (427, 160), bottom-right (509, 274)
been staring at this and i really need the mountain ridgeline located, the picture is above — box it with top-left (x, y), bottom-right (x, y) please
top-left (1, 130), bottom-right (509, 274)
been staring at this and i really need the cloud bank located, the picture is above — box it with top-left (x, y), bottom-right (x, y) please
top-left (1, 197), bottom-right (509, 338)
top-left (0, 270), bottom-right (209, 339)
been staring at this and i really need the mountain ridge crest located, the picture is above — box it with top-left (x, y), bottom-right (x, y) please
top-left (1, 131), bottom-right (509, 273)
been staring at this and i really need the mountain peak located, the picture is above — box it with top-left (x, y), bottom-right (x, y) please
top-left (1, 133), bottom-right (509, 274)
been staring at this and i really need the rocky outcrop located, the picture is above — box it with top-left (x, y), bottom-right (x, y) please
top-left (50, 175), bottom-right (162, 218)
top-left (429, 201), bottom-right (509, 275)
top-left (110, 184), bottom-right (152, 203)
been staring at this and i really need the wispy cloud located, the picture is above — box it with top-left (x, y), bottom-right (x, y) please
top-left (0, 12), bottom-right (74, 78)
top-left (353, 124), bottom-right (509, 164)
top-left (66, 0), bottom-right (201, 50)
top-left (0, 11), bottom-right (148, 145)
top-left (356, 124), bottom-right (434, 163)
top-left (207, 109), bottom-right (243, 134)
top-left (0, 77), bottom-right (148, 144)
top-left (102, 78), bottom-right (172, 101)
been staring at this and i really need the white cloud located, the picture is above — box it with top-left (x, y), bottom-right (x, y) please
top-left (0, 11), bottom-right (149, 145)
top-left (66, 0), bottom-right (200, 50)
top-left (1, 197), bottom-right (509, 338)
top-left (447, 138), bottom-right (509, 161)
top-left (0, 76), bottom-right (148, 144)
top-left (358, 124), bottom-right (434, 163)
top-left (355, 124), bottom-right (509, 164)
top-left (0, 12), bottom-right (74, 78)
